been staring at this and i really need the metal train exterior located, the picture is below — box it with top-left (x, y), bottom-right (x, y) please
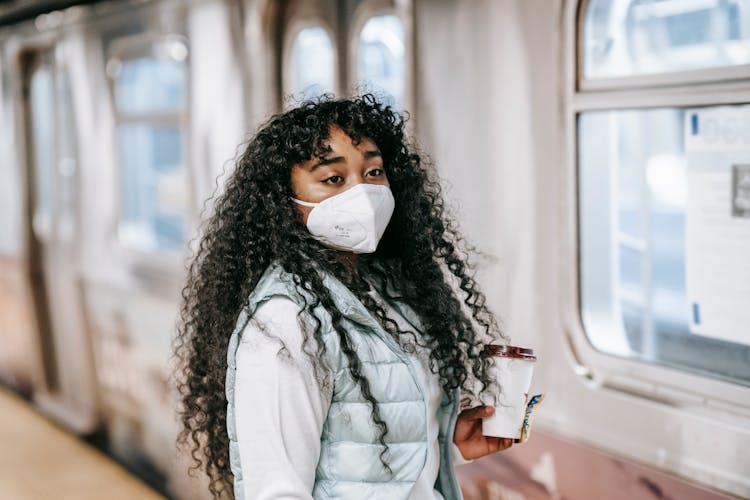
top-left (0, 0), bottom-right (748, 498)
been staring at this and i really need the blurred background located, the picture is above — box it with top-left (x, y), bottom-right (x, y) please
top-left (0, 0), bottom-right (748, 498)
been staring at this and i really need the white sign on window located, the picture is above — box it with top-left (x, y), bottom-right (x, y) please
top-left (684, 105), bottom-right (750, 346)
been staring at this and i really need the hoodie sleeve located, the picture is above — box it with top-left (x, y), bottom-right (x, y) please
top-left (234, 296), bottom-right (331, 499)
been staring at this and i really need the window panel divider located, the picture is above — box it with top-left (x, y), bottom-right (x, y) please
top-left (571, 86), bottom-right (750, 113)
top-left (580, 64), bottom-right (750, 93)
top-left (115, 112), bottom-right (184, 124)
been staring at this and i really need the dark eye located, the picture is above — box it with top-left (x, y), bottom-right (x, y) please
top-left (323, 175), bottom-right (344, 184)
top-left (367, 168), bottom-right (385, 177)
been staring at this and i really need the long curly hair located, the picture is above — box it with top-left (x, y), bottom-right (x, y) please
top-left (172, 93), bottom-right (508, 498)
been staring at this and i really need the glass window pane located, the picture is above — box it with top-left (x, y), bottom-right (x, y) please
top-left (29, 65), bottom-right (55, 220)
top-left (583, 0), bottom-right (750, 79)
top-left (357, 14), bottom-right (405, 108)
top-left (0, 62), bottom-right (23, 255)
top-left (115, 55), bottom-right (186, 114)
top-left (578, 106), bottom-right (750, 386)
top-left (289, 27), bottom-right (335, 100)
top-left (56, 71), bottom-right (78, 214)
top-left (112, 43), bottom-right (188, 253)
top-left (117, 124), bottom-right (186, 252)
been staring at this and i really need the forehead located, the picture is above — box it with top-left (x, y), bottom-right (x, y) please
top-left (292, 125), bottom-right (381, 172)
top-left (323, 126), bottom-right (378, 152)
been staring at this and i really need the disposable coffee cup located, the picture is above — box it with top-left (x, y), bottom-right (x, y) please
top-left (481, 344), bottom-right (537, 440)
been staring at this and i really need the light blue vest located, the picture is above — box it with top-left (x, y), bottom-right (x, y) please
top-left (225, 261), bottom-right (464, 499)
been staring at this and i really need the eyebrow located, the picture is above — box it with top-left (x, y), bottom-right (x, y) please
top-left (310, 149), bottom-right (382, 170)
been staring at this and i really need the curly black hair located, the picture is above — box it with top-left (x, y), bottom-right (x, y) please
top-left (172, 93), bottom-right (508, 498)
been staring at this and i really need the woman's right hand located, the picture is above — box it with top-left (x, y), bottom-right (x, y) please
top-left (452, 405), bottom-right (514, 460)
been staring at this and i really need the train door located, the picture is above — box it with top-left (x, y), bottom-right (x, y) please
top-left (0, 38), bottom-right (38, 397)
top-left (78, 1), bottom-right (248, 496)
top-left (21, 46), bottom-right (98, 433)
top-left (81, 15), bottom-right (193, 492)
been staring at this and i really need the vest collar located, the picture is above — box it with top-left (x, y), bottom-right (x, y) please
top-left (259, 259), bottom-right (425, 364)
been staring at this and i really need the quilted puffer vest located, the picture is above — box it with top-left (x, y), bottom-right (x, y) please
top-left (225, 261), bottom-right (464, 499)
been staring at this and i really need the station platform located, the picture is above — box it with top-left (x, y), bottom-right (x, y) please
top-left (0, 386), bottom-right (164, 500)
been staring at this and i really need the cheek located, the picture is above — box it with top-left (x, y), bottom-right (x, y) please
top-left (290, 167), bottom-right (311, 198)
top-left (289, 167), bottom-right (312, 224)
top-left (296, 204), bottom-right (312, 225)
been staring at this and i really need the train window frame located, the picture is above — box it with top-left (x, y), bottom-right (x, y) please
top-left (578, 0), bottom-right (750, 92)
top-left (282, 18), bottom-right (339, 102)
top-left (105, 33), bottom-right (193, 262)
top-left (562, 0), bottom-right (750, 415)
top-left (348, 1), bottom-right (409, 110)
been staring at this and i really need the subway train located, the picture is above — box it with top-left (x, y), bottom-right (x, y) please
top-left (1, 0), bottom-right (749, 498)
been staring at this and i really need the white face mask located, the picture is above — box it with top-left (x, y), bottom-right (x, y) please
top-left (292, 183), bottom-right (395, 253)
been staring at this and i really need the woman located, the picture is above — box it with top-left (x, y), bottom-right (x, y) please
top-left (173, 94), bottom-right (513, 499)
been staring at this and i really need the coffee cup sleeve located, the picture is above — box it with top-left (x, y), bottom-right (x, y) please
top-left (515, 393), bottom-right (545, 443)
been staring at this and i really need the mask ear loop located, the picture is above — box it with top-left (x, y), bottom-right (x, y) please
top-left (291, 198), bottom-right (318, 207)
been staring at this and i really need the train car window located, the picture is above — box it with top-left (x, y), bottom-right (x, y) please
top-left (109, 38), bottom-right (188, 253)
top-left (356, 14), bottom-right (405, 108)
top-left (0, 61), bottom-right (23, 256)
top-left (56, 69), bottom-right (78, 221)
top-left (288, 26), bottom-right (335, 100)
top-left (114, 57), bottom-right (185, 114)
top-left (578, 106), bottom-right (750, 386)
top-left (576, 0), bottom-right (750, 391)
top-left (29, 64), bottom-right (56, 235)
top-left (583, 0), bottom-right (750, 79)
top-left (116, 123), bottom-right (185, 250)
